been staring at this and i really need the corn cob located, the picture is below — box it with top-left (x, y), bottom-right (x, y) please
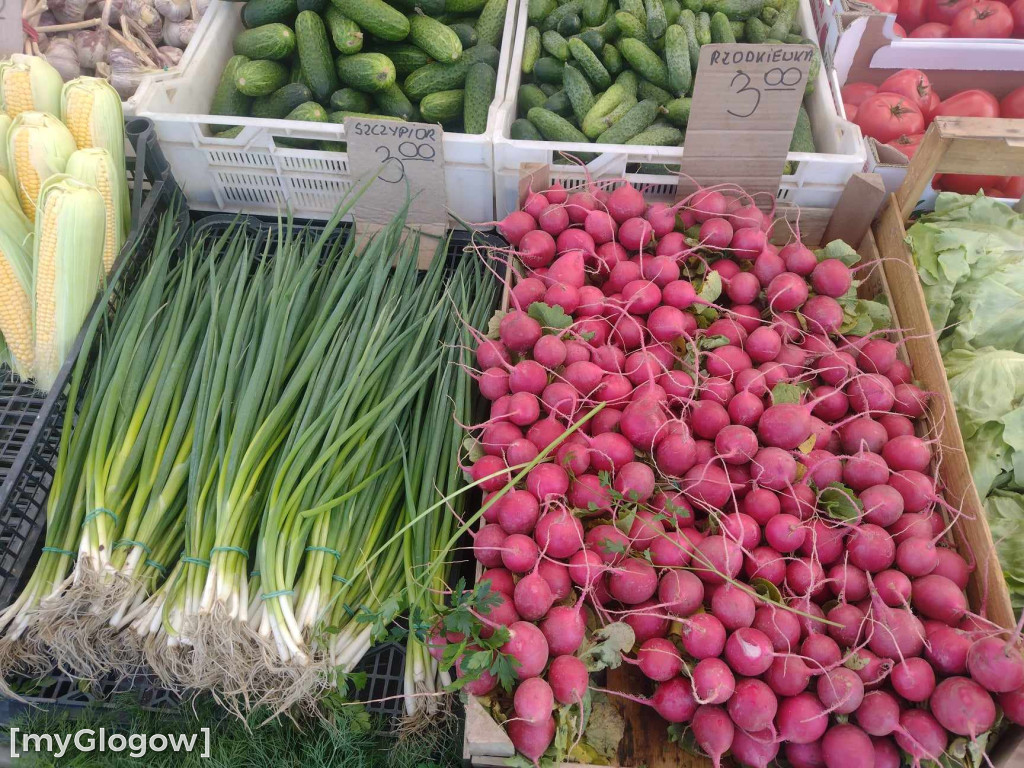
top-left (32, 174), bottom-right (106, 391)
top-left (0, 174), bottom-right (25, 217)
top-left (0, 192), bottom-right (34, 379)
top-left (7, 111), bottom-right (77, 219)
top-left (66, 148), bottom-right (126, 274)
top-left (0, 113), bottom-right (11, 180)
top-left (0, 55), bottom-right (63, 119)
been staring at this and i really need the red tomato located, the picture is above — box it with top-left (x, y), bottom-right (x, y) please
top-left (886, 133), bottom-right (925, 160)
top-left (899, 0), bottom-right (930, 28)
top-left (855, 94), bottom-right (926, 143)
top-left (844, 102), bottom-right (859, 121)
top-left (1012, 0), bottom-right (1024, 34)
top-left (892, 20), bottom-right (908, 33)
top-left (878, 69), bottom-right (936, 116)
top-left (842, 82), bottom-right (879, 106)
top-left (924, 90), bottom-right (941, 121)
top-left (934, 89), bottom-right (1001, 118)
top-left (1004, 176), bottom-right (1024, 197)
top-left (934, 174), bottom-right (1006, 193)
top-left (910, 20), bottom-right (952, 33)
top-left (928, 0), bottom-right (979, 24)
top-left (1001, 86), bottom-right (1024, 117)
top-left (951, 0), bottom-right (1014, 35)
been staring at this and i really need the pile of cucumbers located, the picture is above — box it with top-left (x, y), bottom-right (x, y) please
top-left (209, 0), bottom-right (508, 140)
top-left (512, 0), bottom-right (819, 152)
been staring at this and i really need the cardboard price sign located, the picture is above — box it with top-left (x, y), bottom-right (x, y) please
top-left (678, 43), bottom-right (814, 205)
top-left (343, 117), bottom-right (447, 229)
top-left (0, 0), bottom-right (23, 56)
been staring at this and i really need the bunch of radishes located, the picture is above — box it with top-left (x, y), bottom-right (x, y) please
top-left (447, 179), bottom-right (1024, 767)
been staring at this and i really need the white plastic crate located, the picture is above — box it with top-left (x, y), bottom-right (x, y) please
top-left (493, 0), bottom-right (866, 219)
top-left (132, 0), bottom-right (518, 224)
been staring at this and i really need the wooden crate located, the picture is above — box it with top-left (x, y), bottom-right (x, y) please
top-left (463, 132), bottom-right (1022, 764)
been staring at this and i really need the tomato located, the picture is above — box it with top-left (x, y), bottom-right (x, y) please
top-left (910, 20), bottom-right (952, 33)
top-left (892, 20), bottom-right (908, 33)
top-left (842, 82), bottom-right (879, 106)
top-left (985, 187), bottom-right (1008, 197)
top-left (879, 69), bottom-right (936, 116)
top-left (1001, 86), bottom-right (1024, 118)
top-left (844, 102), bottom-right (859, 121)
top-left (855, 93), bottom-right (926, 143)
top-left (934, 89), bottom-right (1001, 118)
top-left (1003, 176), bottom-right (1024, 197)
top-left (1012, 0), bottom-right (1024, 34)
top-left (934, 174), bottom-right (1005, 193)
top-left (928, 0), bottom-right (979, 24)
top-left (951, 0), bottom-right (1014, 35)
top-left (886, 133), bottom-right (925, 160)
top-left (898, 0), bottom-right (930, 28)
top-left (924, 90), bottom-right (941, 121)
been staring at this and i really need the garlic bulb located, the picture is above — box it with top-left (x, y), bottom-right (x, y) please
top-left (86, 0), bottom-right (124, 23)
top-left (109, 64), bottom-right (146, 98)
top-left (195, 0), bottom-right (210, 17)
top-left (123, 0), bottom-right (151, 19)
top-left (52, 0), bottom-right (90, 23)
top-left (162, 18), bottom-right (196, 47)
top-left (158, 45), bottom-right (183, 66)
top-left (95, 60), bottom-right (111, 78)
top-left (154, 0), bottom-right (190, 22)
top-left (73, 29), bottom-right (109, 69)
top-left (106, 44), bottom-right (141, 69)
top-left (45, 38), bottom-right (81, 80)
top-left (135, 4), bottom-right (164, 43)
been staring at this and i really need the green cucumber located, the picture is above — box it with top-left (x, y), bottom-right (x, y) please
top-left (768, 0), bottom-right (796, 40)
top-left (529, 0), bottom-right (557, 22)
top-left (372, 43), bottom-right (430, 77)
top-left (328, 0), bottom-right (410, 41)
top-left (420, 89), bottom-right (464, 123)
top-left (388, 0), bottom-right (442, 12)
top-left (374, 82), bottom-right (417, 120)
top-left (235, 59), bottom-right (289, 96)
top-left (595, 98), bottom-right (657, 143)
top-left (615, 69), bottom-right (638, 96)
top-left (731, 19), bottom-right (745, 38)
top-left (625, 121), bottom-right (682, 144)
top-left (543, 89), bottom-right (573, 118)
top-left (567, 37), bottom-right (611, 89)
top-left (296, 11), bottom-right (338, 103)
top-left (510, 118), bottom-right (543, 140)
top-left (745, 16), bottom-right (768, 41)
top-left (522, 26), bottom-right (542, 73)
top-left (679, 10), bottom-right (700, 73)
top-left (542, 30), bottom-right (571, 60)
top-left (242, 0), bottom-right (297, 28)
top-left (704, 0), bottom-right (763, 19)
top-left (409, 14), bottom-right (463, 62)
top-left (761, 5), bottom-right (779, 23)
top-left (614, 10), bottom-right (650, 41)
top-left (463, 61), bottom-right (496, 133)
top-left (639, 78), bottom-right (672, 104)
top-left (789, 105), bottom-right (814, 153)
top-left (527, 106), bottom-right (590, 142)
top-left (682, 0), bottom-right (701, 11)
top-left (297, 0), bottom-right (325, 12)
top-left (324, 6), bottom-right (363, 54)
top-left (695, 11), bottom-right (711, 43)
top-left (211, 55), bottom-right (252, 129)
top-left (618, 38), bottom-right (670, 90)
top-left (445, 0), bottom-right (487, 11)
top-left (582, 0), bottom-right (609, 26)
top-left (664, 0), bottom-right (681, 24)
top-left (285, 100), bottom-right (329, 121)
top-left (578, 28), bottom-right (605, 52)
top-left (806, 47), bottom-right (820, 93)
top-left (252, 82), bottom-right (313, 117)
top-left (542, 0), bottom-right (584, 31)
top-left (557, 13), bottom-right (582, 35)
top-left (402, 44), bottom-right (497, 99)
top-left (710, 11), bottom-right (735, 41)
top-left (330, 87), bottom-right (373, 111)
top-left (233, 23), bottom-right (296, 60)
top-left (452, 21), bottom-right (481, 49)
top-left (533, 56), bottom-right (565, 84)
top-left (476, 0), bottom-right (509, 46)
top-left (539, 82), bottom-right (559, 95)
top-left (601, 44), bottom-right (623, 75)
top-left (661, 95), bottom-right (690, 126)
top-left (645, 0), bottom-right (668, 38)
top-left (215, 126), bottom-right (244, 138)
top-left (664, 24), bottom-right (691, 96)
top-left (335, 52), bottom-right (396, 92)
top-left (581, 82), bottom-right (627, 137)
top-left (562, 62), bottom-right (595, 124)
top-left (618, 0), bottom-right (647, 25)
top-left (518, 83), bottom-right (549, 115)
top-left (329, 110), bottom-right (403, 121)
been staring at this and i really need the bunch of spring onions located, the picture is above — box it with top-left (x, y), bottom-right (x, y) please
top-left (0, 189), bottom-right (500, 715)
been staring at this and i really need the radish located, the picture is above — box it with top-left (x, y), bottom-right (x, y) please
top-left (781, 243), bottom-right (817, 275)
top-left (607, 183), bottom-right (645, 223)
top-left (728, 677), bottom-right (778, 732)
top-left (682, 612), bottom-right (726, 659)
top-left (745, 546), bottom-right (786, 584)
top-left (724, 627), bottom-right (774, 676)
top-left (548, 655), bottom-right (589, 704)
top-left (967, 636), bottom-right (1024, 693)
top-left (890, 657), bottom-right (935, 702)
top-left (826, 605), bottom-right (865, 649)
top-left (608, 557), bottom-right (658, 604)
top-left (710, 583), bottom-right (755, 631)
top-left (751, 447), bottom-right (797, 491)
top-left (810, 259), bottom-right (852, 298)
top-left (766, 272), bottom-right (809, 311)
top-left (538, 560), bottom-right (571, 601)
top-left (566, 191), bottom-right (597, 224)
top-left (932, 547), bottom-right (971, 589)
top-left (501, 534), bottom-right (540, 573)
top-left (855, 690), bottom-right (900, 736)
top-left (514, 572), bottom-right (554, 620)
top-left (507, 717), bottom-right (556, 762)
top-left (895, 710), bottom-right (947, 763)
top-left (479, 568), bottom-right (516, 598)
top-left (754, 605), bottom-right (802, 653)
top-left (499, 210), bottom-right (537, 245)
top-left (502, 621), bottom-right (550, 679)
top-left (692, 657), bottom-right (735, 704)
top-left (730, 730), bottom-right (779, 768)
top-left (585, 524), bottom-right (629, 564)
top-left (817, 667), bottom-right (864, 714)
top-left (691, 705), bottom-right (734, 767)
top-left (925, 625), bottom-right (971, 675)
top-left (540, 605), bottom-right (586, 655)
top-left (766, 655), bottom-right (813, 697)
top-left (474, 524), bottom-right (508, 568)
top-left (652, 676), bottom-right (698, 723)
top-left (689, 189), bottom-right (728, 222)
top-left (658, 569), bottom-right (704, 617)
top-left (626, 600), bottom-right (670, 644)
top-left (785, 741), bottom-right (825, 768)
top-left (637, 637), bottom-right (684, 681)
top-left (802, 634), bottom-right (842, 672)
top-left (567, 548), bottom-right (605, 587)
top-left (519, 229), bottom-right (556, 269)
top-left (523, 192), bottom-right (548, 220)
top-left (1000, 686), bottom-right (1024, 727)
top-left (526, 464), bottom-right (570, 502)
top-left (496, 489), bottom-right (541, 535)
top-left (777, 693), bottom-right (828, 744)
top-left (754, 250), bottom-right (787, 288)
top-left (514, 677), bottom-right (554, 725)
top-left (911, 574), bottom-right (967, 624)
top-left (821, 724), bottom-right (874, 768)
top-left (860, 484), bottom-right (904, 527)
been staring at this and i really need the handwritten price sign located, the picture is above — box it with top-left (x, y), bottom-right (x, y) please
top-left (678, 44), bottom-right (814, 204)
top-left (344, 118), bottom-right (446, 228)
top-left (0, 0), bottom-right (24, 56)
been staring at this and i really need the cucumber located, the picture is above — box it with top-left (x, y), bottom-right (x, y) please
top-left (475, 0), bottom-right (509, 46)
top-left (760, 5), bottom-right (778, 23)
top-left (767, 0), bottom-right (796, 40)
top-left (562, 63), bottom-right (595, 124)
top-left (582, 0), bottom-right (608, 26)
top-left (445, 0), bottom-right (487, 11)
top-left (542, 0), bottom-right (584, 31)
top-left (578, 29), bottom-right (605, 52)
top-left (614, 10), bottom-right (650, 41)
top-left (522, 26), bottom-right (542, 73)
top-left (645, 0), bottom-right (668, 38)
top-left (528, 0), bottom-right (557, 22)
top-left (615, 69), bottom-right (638, 96)
top-left (296, 11), bottom-right (338, 103)
top-left (510, 118), bottom-right (543, 140)
top-left (335, 52), bottom-right (397, 92)
top-left (409, 15), bottom-right (463, 62)
top-left (638, 78), bottom-right (672, 104)
top-left (285, 100), bottom-right (329, 121)
top-left (661, 95), bottom-right (690, 126)
top-left (543, 89), bottom-right (573, 118)
top-left (533, 56), bottom-right (565, 84)
top-left (581, 82), bottom-right (627, 137)
top-left (789, 105), bottom-right (814, 152)
top-left (682, 0), bottom-right (701, 11)
top-left (390, 0), bottom-right (445, 12)
top-left (215, 126), bottom-right (245, 138)
top-left (567, 37), bottom-right (611, 89)
top-left (704, 0), bottom-right (763, 19)
top-left (618, 38), bottom-right (670, 91)
top-left (625, 122), bottom-right (683, 145)
top-left (710, 11), bottom-right (736, 41)
top-left (463, 61), bottom-right (496, 133)
top-left (233, 23), bottom-right (296, 60)
top-left (595, 98), bottom-right (657, 143)
top-left (329, 110), bottom-right (403, 121)
top-left (806, 47), bottom-right (820, 94)
top-left (518, 83), bottom-right (549, 115)
top-left (235, 59), bottom-right (289, 96)
top-left (598, 95), bottom-right (636, 130)
top-left (590, 15), bottom-right (618, 40)
top-left (466, 42), bottom-right (501, 67)
top-left (527, 106), bottom-right (590, 142)
top-left (539, 82), bottom-right (558, 95)
top-left (601, 44), bottom-right (623, 76)
top-left (297, 0), bottom-right (325, 12)
top-left (252, 82), bottom-right (313, 117)
top-left (557, 13), bottom-right (582, 35)
top-left (211, 55), bottom-right (252, 129)
top-left (403, 44), bottom-right (498, 99)
top-left (664, 24), bottom-right (691, 96)
top-left (324, 7), bottom-right (363, 54)
top-left (374, 82), bottom-right (417, 119)
top-left (420, 89), bottom-right (464, 123)
top-left (371, 43), bottom-right (429, 77)
top-left (450, 22), bottom-right (478, 49)
top-left (242, 0), bottom-right (297, 28)
top-left (328, 0), bottom-right (410, 41)
top-left (330, 87), bottom-right (373, 111)
top-left (745, 16), bottom-right (768, 41)
top-left (542, 30), bottom-right (570, 60)
top-left (664, 0), bottom-right (681, 24)
top-left (731, 19), bottom-right (745, 38)
top-left (679, 10), bottom-right (700, 73)
top-left (695, 11), bottom-right (711, 43)
top-left (618, 0), bottom-right (647, 25)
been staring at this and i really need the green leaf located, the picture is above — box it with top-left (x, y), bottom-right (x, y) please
top-left (462, 435), bottom-right (485, 463)
top-left (844, 651), bottom-right (870, 671)
top-left (819, 482), bottom-right (862, 522)
top-left (578, 622), bottom-right (635, 672)
top-left (697, 270), bottom-right (722, 304)
top-left (750, 578), bottom-right (782, 604)
top-left (348, 671), bottom-right (368, 691)
top-left (797, 433), bottom-right (817, 454)
top-left (528, 301), bottom-right (573, 331)
top-left (486, 309), bottom-right (506, 339)
top-left (817, 239), bottom-right (861, 267)
top-left (698, 334), bottom-right (730, 351)
top-left (771, 381), bottom-right (804, 405)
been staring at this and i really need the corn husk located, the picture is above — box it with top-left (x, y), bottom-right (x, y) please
top-left (0, 55), bottom-right (64, 119)
top-left (7, 110), bottom-right (78, 218)
top-left (66, 147), bottom-right (127, 274)
top-left (0, 189), bottom-right (35, 378)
